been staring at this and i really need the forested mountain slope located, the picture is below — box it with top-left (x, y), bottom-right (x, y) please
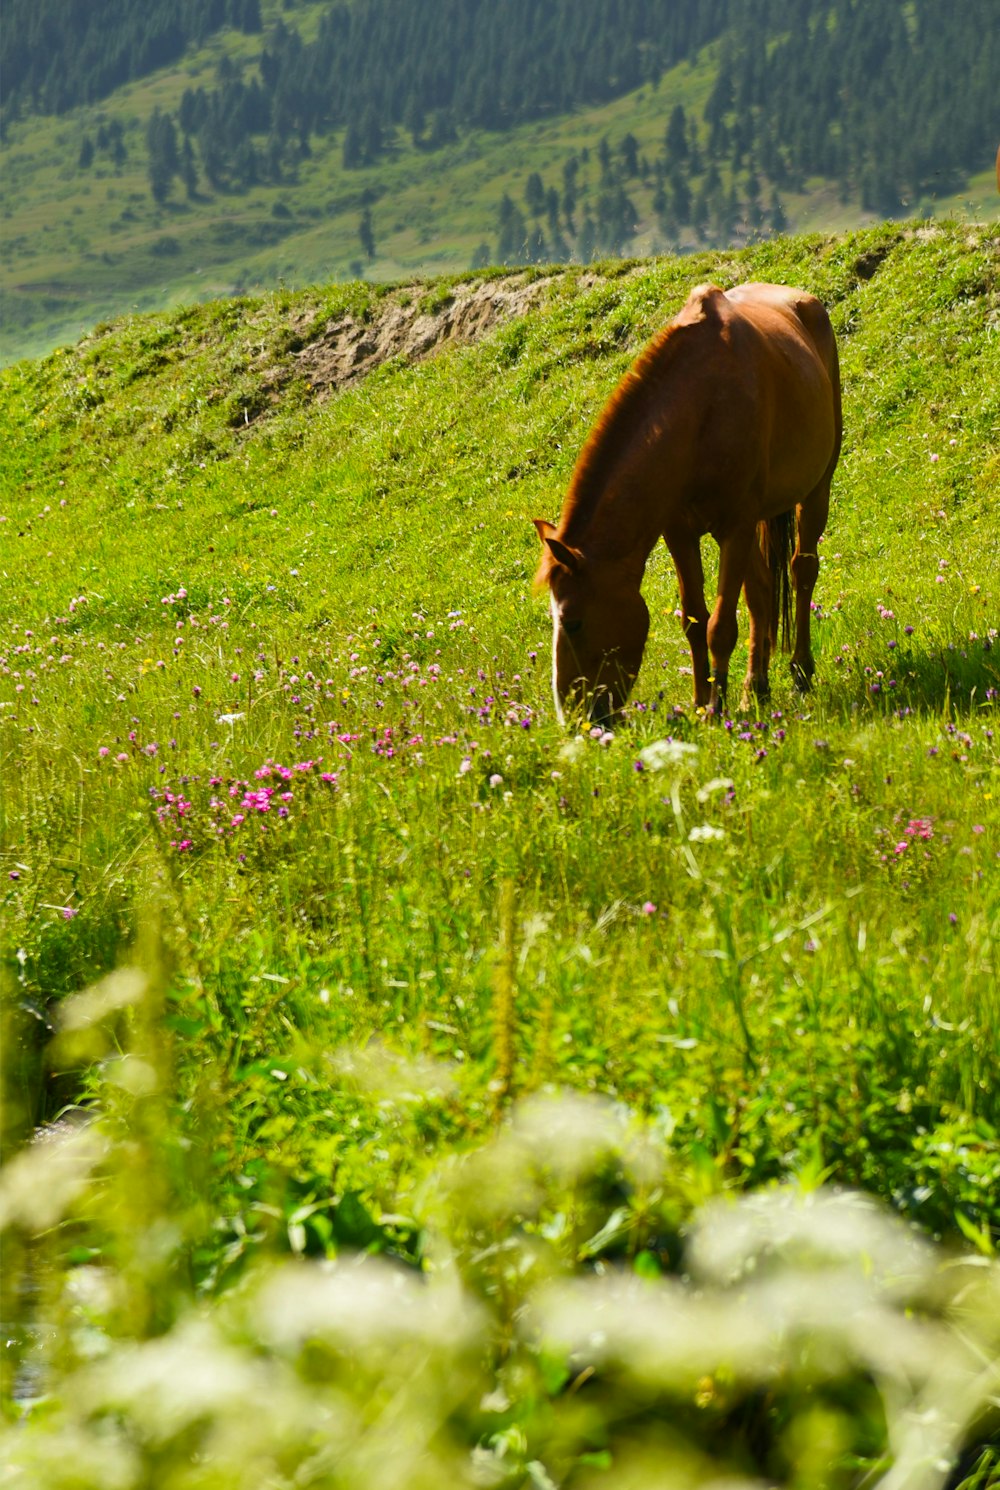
top-left (2, 0), bottom-right (997, 364)
top-left (6, 0), bottom-right (995, 204)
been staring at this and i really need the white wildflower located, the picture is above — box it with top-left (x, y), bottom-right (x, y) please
top-left (688, 824), bottom-right (725, 842)
top-left (696, 777), bottom-right (734, 804)
top-left (638, 739), bottom-right (699, 772)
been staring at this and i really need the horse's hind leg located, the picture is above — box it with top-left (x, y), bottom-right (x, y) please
top-left (741, 534), bottom-right (772, 708)
top-left (790, 479), bottom-right (831, 690)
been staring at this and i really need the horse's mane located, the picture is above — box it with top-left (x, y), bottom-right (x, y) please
top-left (532, 332), bottom-right (677, 591)
top-left (537, 301), bottom-right (718, 588)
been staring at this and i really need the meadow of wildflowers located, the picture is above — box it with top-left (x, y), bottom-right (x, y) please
top-left (1, 221), bottom-right (999, 1486)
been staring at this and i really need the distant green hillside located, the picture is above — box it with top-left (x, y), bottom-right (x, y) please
top-left (2, 0), bottom-right (998, 364)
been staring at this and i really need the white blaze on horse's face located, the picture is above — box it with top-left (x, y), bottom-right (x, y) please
top-left (549, 594), bottom-right (566, 725)
top-left (534, 520), bottom-right (650, 725)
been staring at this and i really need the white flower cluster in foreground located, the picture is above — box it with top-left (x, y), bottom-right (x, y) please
top-left (2, 1075), bottom-right (997, 1490)
top-left (638, 738), bottom-right (700, 771)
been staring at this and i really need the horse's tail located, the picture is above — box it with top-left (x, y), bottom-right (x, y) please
top-left (758, 511), bottom-right (795, 653)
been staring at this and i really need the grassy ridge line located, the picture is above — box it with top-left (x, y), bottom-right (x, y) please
top-left (1, 222), bottom-right (999, 1257)
top-left (2, 221), bottom-right (999, 630)
top-left (4, 0), bottom-right (999, 368)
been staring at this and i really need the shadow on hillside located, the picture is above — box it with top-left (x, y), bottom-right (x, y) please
top-left (827, 641), bottom-right (1000, 719)
top-left (622, 640), bottom-right (999, 728)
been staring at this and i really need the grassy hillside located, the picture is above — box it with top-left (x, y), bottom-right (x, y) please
top-left (4, 0), bottom-right (999, 366)
top-left (2, 223), bottom-right (1000, 1486)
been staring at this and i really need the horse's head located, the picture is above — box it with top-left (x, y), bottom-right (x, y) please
top-left (534, 519), bottom-right (649, 727)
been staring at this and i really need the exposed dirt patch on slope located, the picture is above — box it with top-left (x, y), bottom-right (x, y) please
top-left (289, 273), bottom-right (555, 399)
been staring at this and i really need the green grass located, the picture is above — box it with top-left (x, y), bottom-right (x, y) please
top-left (1, 222), bottom-right (1000, 1486)
top-left (4, 4), bottom-right (999, 366)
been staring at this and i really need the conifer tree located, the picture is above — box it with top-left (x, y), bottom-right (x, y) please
top-left (525, 224), bottom-right (546, 263)
top-left (670, 167), bottom-right (691, 224)
top-left (686, 118), bottom-right (702, 175)
top-left (561, 156), bottom-right (579, 233)
top-left (342, 121), bottom-right (362, 169)
top-left (767, 190), bottom-right (787, 235)
top-left (404, 95), bottom-right (425, 147)
top-left (692, 186), bottom-right (709, 242)
top-left (181, 137), bottom-right (199, 197)
top-left (619, 131), bottom-right (639, 177)
top-left (108, 120), bottom-right (127, 169)
top-left (199, 127), bottom-right (225, 189)
top-left (360, 105), bottom-right (382, 163)
top-left (524, 172), bottom-right (546, 217)
top-left (545, 186), bottom-right (561, 241)
top-left (178, 88), bottom-right (203, 137)
top-left (359, 207), bottom-right (375, 261)
top-left (495, 193), bottom-right (527, 264)
top-left (266, 134), bottom-right (284, 182)
top-left (426, 109), bottom-right (455, 149)
top-left (146, 109), bottom-right (179, 203)
top-left (665, 104), bottom-right (687, 165)
top-left (744, 168), bottom-right (763, 229)
top-left (595, 185), bottom-right (637, 256)
top-left (233, 139), bottom-right (259, 187)
top-left (240, 0), bottom-right (263, 34)
top-left (577, 211), bottom-right (597, 263)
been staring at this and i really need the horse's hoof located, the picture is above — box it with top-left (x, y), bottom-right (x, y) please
top-left (743, 678), bottom-right (771, 707)
top-left (791, 662), bottom-right (814, 693)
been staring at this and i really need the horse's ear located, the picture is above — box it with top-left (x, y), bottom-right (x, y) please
top-left (545, 536), bottom-right (582, 573)
top-left (533, 518), bottom-right (581, 574)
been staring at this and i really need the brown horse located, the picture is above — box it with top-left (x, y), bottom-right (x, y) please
top-left (534, 281), bottom-right (842, 722)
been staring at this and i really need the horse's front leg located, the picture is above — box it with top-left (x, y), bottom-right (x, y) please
top-left (790, 480), bottom-right (831, 690)
top-left (708, 530), bottom-right (752, 714)
top-left (667, 534), bottom-right (710, 709)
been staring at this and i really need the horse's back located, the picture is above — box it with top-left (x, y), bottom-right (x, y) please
top-left (669, 280), bottom-right (836, 387)
top-left (729, 284), bottom-right (842, 490)
top-left (722, 282), bottom-right (836, 374)
top-left (676, 281), bottom-right (841, 510)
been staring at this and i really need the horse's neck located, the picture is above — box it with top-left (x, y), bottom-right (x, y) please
top-left (569, 493), bottom-right (658, 570)
top-left (561, 443), bottom-right (670, 569)
top-left (561, 328), bottom-right (694, 565)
